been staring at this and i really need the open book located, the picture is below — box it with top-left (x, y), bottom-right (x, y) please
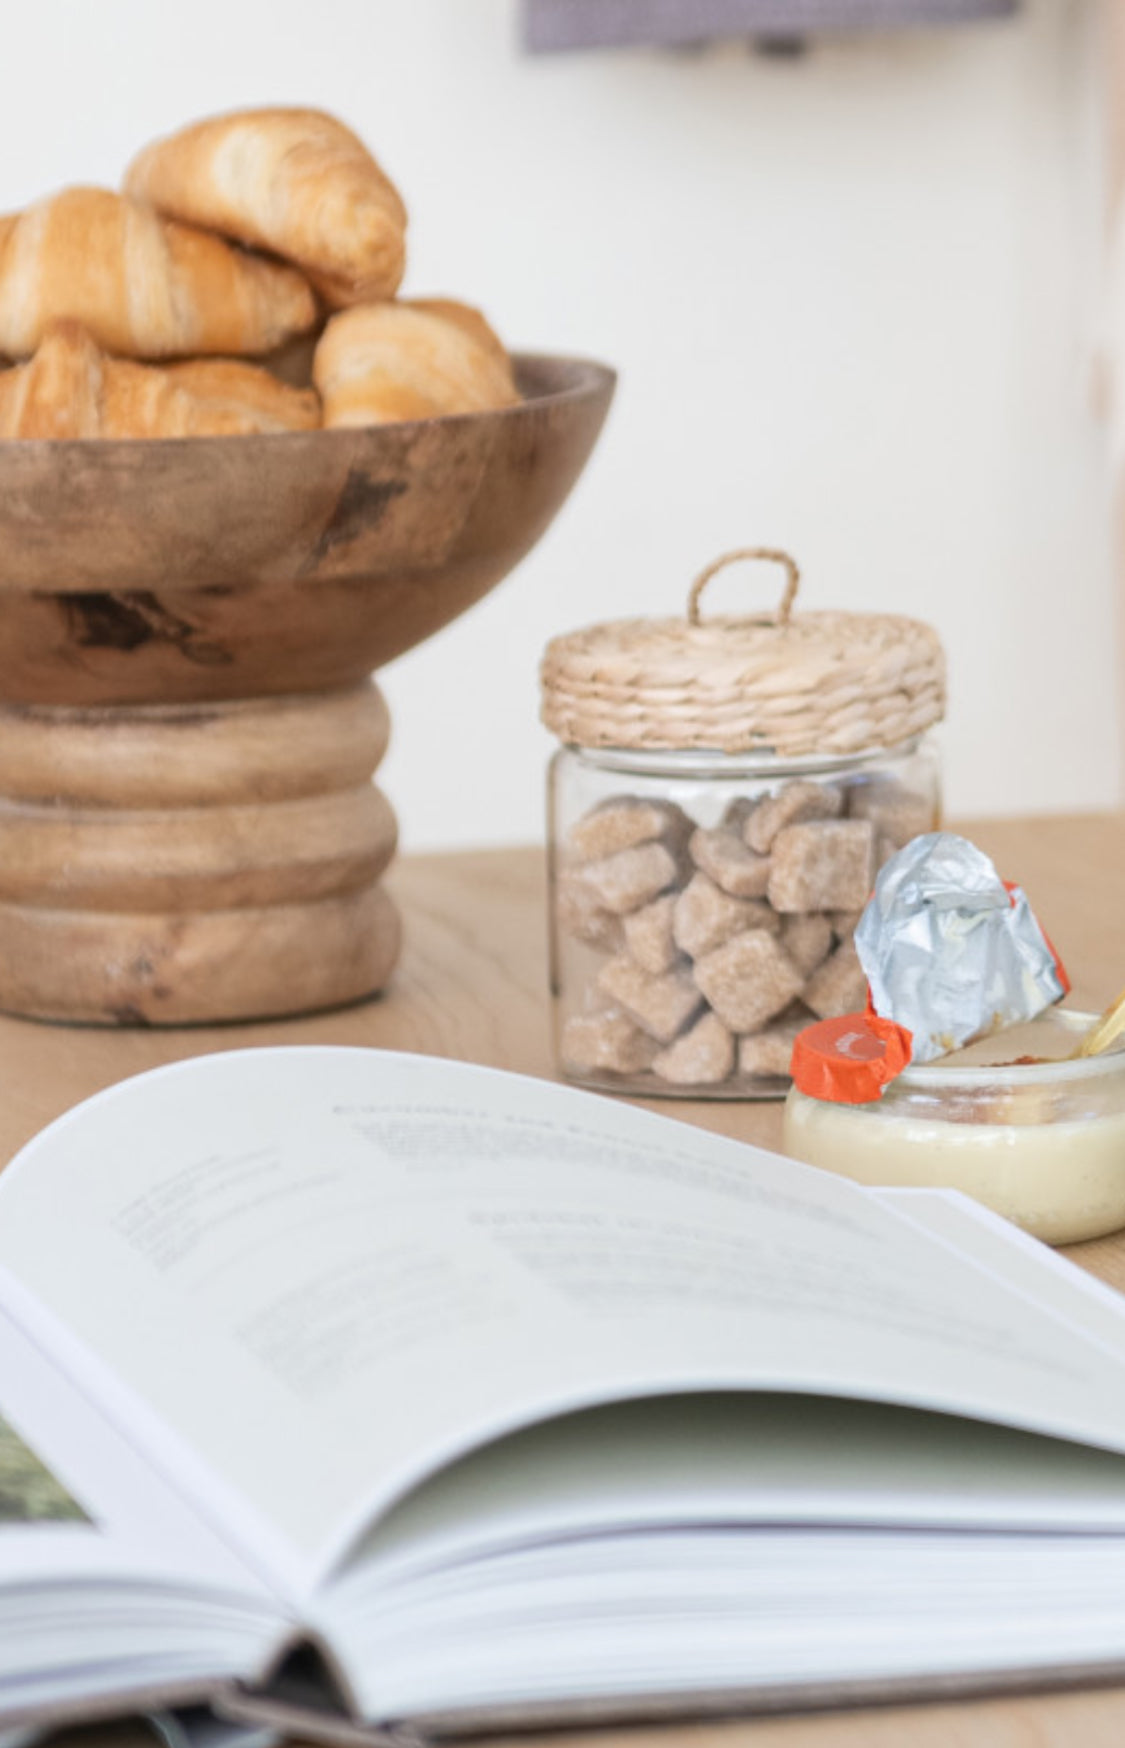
top-left (7, 1046), bottom-right (1125, 1741)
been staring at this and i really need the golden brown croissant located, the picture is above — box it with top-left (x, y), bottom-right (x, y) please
top-left (0, 323), bottom-right (321, 438)
top-left (0, 186), bottom-right (317, 360)
top-left (124, 107), bottom-right (407, 309)
top-left (0, 322), bottom-right (104, 437)
top-left (161, 358), bottom-right (320, 430)
top-left (313, 298), bottom-right (520, 428)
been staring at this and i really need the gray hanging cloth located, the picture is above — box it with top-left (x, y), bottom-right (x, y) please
top-left (522, 0), bottom-right (1017, 52)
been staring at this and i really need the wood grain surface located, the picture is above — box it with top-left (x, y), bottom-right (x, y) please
top-left (0, 684), bottom-right (400, 1023)
top-left (0, 355), bottom-right (614, 705)
top-left (8, 812), bottom-right (1125, 1745)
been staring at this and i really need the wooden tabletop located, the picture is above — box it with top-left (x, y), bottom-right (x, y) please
top-left (13, 811), bottom-right (1125, 1747)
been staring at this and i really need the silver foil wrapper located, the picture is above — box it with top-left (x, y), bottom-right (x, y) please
top-left (854, 832), bottom-right (1067, 1063)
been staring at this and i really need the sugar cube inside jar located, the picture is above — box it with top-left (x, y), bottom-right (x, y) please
top-left (539, 548), bottom-right (945, 1098)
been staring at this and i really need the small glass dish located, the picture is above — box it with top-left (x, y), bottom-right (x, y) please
top-left (782, 1008), bottom-right (1125, 1245)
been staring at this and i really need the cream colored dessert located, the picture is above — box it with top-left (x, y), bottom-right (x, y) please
top-left (783, 1011), bottom-right (1125, 1246)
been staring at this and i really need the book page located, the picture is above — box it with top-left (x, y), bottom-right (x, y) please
top-left (3, 1046), bottom-right (1125, 1592)
top-left (0, 1268), bottom-right (276, 1602)
top-left (0, 1273), bottom-right (283, 1728)
top-left (875, 1187), bottom-right (1125, 1353)
top-left (333, 1389), bottom-right (1125, 1592)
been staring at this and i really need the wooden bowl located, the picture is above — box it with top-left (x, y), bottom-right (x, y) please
top-left (0, 354), bottom-right (615, 705)
top-left (0, 354), bottom-right (615, 1025)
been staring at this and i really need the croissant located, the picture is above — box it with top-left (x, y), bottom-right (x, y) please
top-left (161, 358), bottom-right (320, 431)
top-left (0, 323), bottom-right (104, 438)
top-left (124, 107), bottom-right (407, 309)
top-left (0, 186), bottom-right (317, 360)
top-left (313, 299), bottom-right (520, 428)
top-left (0, 323), bottom-right (321, 438)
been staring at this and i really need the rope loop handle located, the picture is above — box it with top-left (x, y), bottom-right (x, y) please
top-left (687, 547), bottom-right (800, 628)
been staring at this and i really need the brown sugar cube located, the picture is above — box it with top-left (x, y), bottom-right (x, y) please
top-left (673, 872), bottom-right (777, 960)
top-left (653, 1011), bottom-right (735, 1086)
top-left (556, 871), bottom-right (625, 953)
top-left (623, 893), bottom-right (680, 974)
top-left (803, 940), bottom-right (869, 1019)
top-left (744, 780), bottom-right (843, 855)
top-left (597, 954), bottom-right (704, 1042)
top-left (576, 840), bottom-right (680, 915)
top-left (692, 930), bottom-right (805, 1033)
top-left (720, 795), bottom-right (758, 832)
top-left (845, 780), bottom-right (935, 850)
top-left (779, 912), bottom-right (833, 977)
top-left (689, 826), bottom-right (771, 898)
top-left (566, 796), bottom-right (692, 861)
top-left (738, 1007), bottom-right (813, 1078)
top-left (828, 908), bottom-right (865, 942)
top-left (767, 820), bottom-right (876, 914)
top-left (561, 1009), bottom-right (659, 1076)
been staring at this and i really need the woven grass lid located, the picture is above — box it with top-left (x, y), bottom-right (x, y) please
top-left (540, 547), bottom-right (946, 758)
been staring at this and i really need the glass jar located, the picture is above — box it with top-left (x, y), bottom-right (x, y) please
top-left (540, 548), bottom-right (945, 1100)
top-left (782, 1008), bottom-right (1125, 1245)
top-left (547, 736), bottom-right (940, 1098)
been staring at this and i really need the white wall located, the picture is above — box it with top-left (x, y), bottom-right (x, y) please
top-left (0, 0), bottom-right (1113, 849)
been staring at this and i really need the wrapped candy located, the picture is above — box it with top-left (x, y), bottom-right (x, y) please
top-left (854, 833), bottom-right (1068, 1064)
top-left (790, 833), bottom-right (1069, 1105)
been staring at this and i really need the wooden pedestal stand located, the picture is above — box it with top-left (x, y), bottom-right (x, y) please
top-left (0, 684), bottom-right (400, 1024)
